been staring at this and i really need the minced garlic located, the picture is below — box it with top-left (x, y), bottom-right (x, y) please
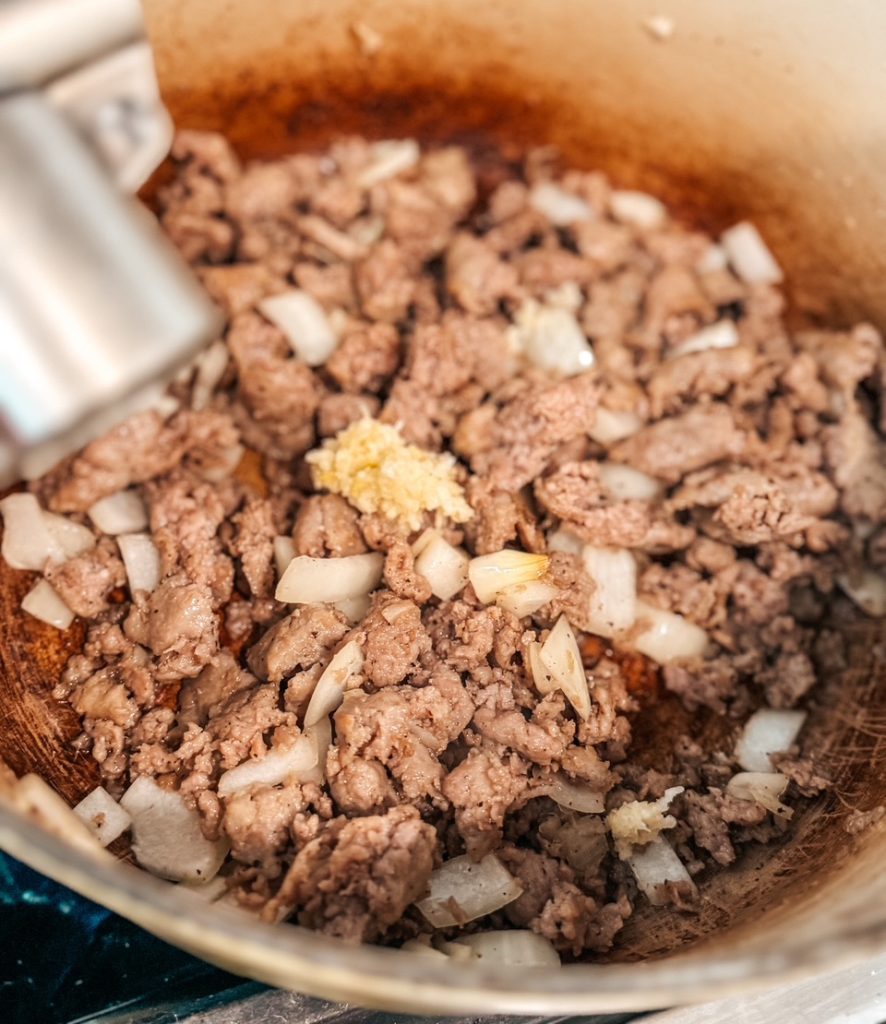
top-left (606, 787), bottom-right (684, 859)
top-left (306, 418), bottom-right (473, 531)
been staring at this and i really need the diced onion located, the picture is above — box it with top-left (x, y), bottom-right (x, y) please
top-left (627, 837), bottom-right (697, 906)
top-left (357, 139), bottom-right (420, 188)
top-left (610, 190), bottom-right (667, 230)
top-left (191, 341), bottom-right (229, 412)
top-left (726, 772), bottom-right (792, 817)
top-left (588, 407), bottom-right (643, 445)
top-left (529, 182), bottom-right (593, 226)
top-left (117, 533), bottom-right (161, 593)
top-left (582, 546), bottom-right (637, 637)
top-left (697, 243), bottom-right (728, 274)
top-left (631, 600), bottom-right (709, 664)
top-left (607, 787), bottom-right (683, 859)
top-left (410, 527), bottom-right (438, 558)
top-left (1, 493), bottom-right (66, 570)
top-left (276, 552), bottom-right (384, 604)
top-left (258, 289), bottom-right (338, 367)
top-left (301, 716), bottom-right (334, 785)
top-left (179, 875), bottom-right (228, 902)
top-left (199, 444), bottom-right (245, 483)
top-left (333, 594), bottom-right (371, 623)
top-left (400, 940), bottom-right (450, 961)
top-left (43, 513), bottom-right (95, 560)
top-left (496, 580), bottom-right (560, 617)
top-left (304, 639), bottom-right (364, 727)
top-left (273, 535), bottom-right (296, 578)
top-left (439, 940), bottom-right (481, 962)
top-left (837, 570), bottom-right (886, 617)
top-left (21, 580), bottom-right (74, 629)
top-left (513, 301), bottom-right (595, 377)
top-left (120, 776), bottom-right (229, 883)
top-left (542, 775), bottom-right (606, 814)
top-left (669, 319), bottom-right (739, 359)
top-left (73, 786), bottom-right (132, 846)
top-left (735, 709), bottom-right (807, 772)
top-left (88, 490), bottom-right (148, 535)
top-left (458, 930), bottom-right (561, 967)
top-left (468, 550), bottom-right (549, 604)
top-left (11, 774), bottom-right (104, 856)
top-left (415, 854), bottom-right (523, 928)
top-left (721, 221), bottom-right (783, 285)
top-left (414, 534), bottom-right (470, 600)
top-left (218, 736), bottom-right (318, 797)
top-left (538, 614), bottom-right (591, 719)
top-left (598, 463), bottom-right (664, 502)
top-left (547, 527), bottom-right (584, 556)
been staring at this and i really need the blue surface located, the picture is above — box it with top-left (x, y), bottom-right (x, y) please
top-left (0, 852), bottom-right (250, 1024)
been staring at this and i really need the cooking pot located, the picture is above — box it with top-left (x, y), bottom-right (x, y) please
top-left (1, 0), bottom-right (885, 1013)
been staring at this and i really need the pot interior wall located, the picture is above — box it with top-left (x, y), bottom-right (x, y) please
top-left (0, 0), bottom-right (884, 978)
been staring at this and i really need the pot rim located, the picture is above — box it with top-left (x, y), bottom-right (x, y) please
top-left (2, 806), bottom-right (883, 1014)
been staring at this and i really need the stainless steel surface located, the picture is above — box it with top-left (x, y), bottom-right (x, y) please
top-left (0, 0), bottom-right (218, 486)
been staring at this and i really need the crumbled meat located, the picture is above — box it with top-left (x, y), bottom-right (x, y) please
top-left (247, 604), bottom-right (350, 683)
top-left (263, 806), bottom-right (436, 942)
top-left (25, 133), bottom-right (879, 961)
top-left (292, 495), bottom-right (367, 558)
top-left (45, 538), bottom-right (126, 618)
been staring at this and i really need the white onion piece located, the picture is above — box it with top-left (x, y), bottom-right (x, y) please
top-left (199, 443), bottom-right (245, 483)
top-left (191, 341), bottom-right (229, 411)
top-left (0, 493), bottom-right (64, 569)
top-left (276, 552), bottom-right (384, 604)
top-left (415, 854), bottom-right (523, 928)
top-left (468, 550), bottom-right (549, 604)
top-left (697, 243), bottom-right (728, 273)
top-left (527, 641), bottom-right (553, 695)
top-left (514, 301), bottom-right (595, 376)
top-left (607, 787), bottom-right (683, 858)
top-left (43, 513), bottom-right (95, 560)
top-left (439, 940), bottom-right (481, 962)
top-left (631, 600), bottom-right (709, 664)
top-left (414, 534), bottom-right (470, 600)
top-left (218, 736), bottom-right (318, 797)
top-left (529, 182), bottom-right (593, 226)
top-left (304, 639), bottom-right (364, 727)
top-left (410, 527), bottom-right (438, 558)
top-left (400, 940), bottom-right (450, 961)
top-left (333, 594), bottom-right (371, 623)
top-left (598, 463), bottom-right (664, 502)
top-left (582, 546), bottom-right (637, 637)
top-left (358, 139), bottom-right (420, 188)
top-left (726, 772), bottom-right (792, 817)
top-left (179, 875), bottom-right (228, 902)
top-left (21, 580), bottom-right (74, 629)
top-left (547, 527), bottom-right (584, 556)
top-left (837, 570), bottom-right (886, 617)
top-left (73, 786), bottom-right (132, 846)
top-left (721, 221), bottom-right (783, 285)
top-left (543, 775), bottom-right (606, 814)
top-left (496, 580), bottom-right (560, 617)
top-left (588, 407), bottom-right (643, 445)
top-left (12, 775), bottom-right (104, 856)
top-left (301, 715), bottom-right (334, 785)
top-left (273, 535), bottom-right (296, 578)
top-left (117, 533), bottom-right (161, 594)
top-left (669, 319), bottom-right (739, 359)
top-left (544, 281), bottom-right (583, 312)
top-left (610, 190), bottom-right (667, 229)
top-left (539, 614), bottom-right (591, 719)
top-left (735, 709), bottom-right (807, 772)
top-left (88, 490), bottom-right (148, 535)
top-left (258, 289), bottom-right (338, 367)
top-left (459, 930), bottom-right (561, 967)
top-left (120, 776), bottom-right (229, 883)
top-left (628, 837), bottom-right (697, 906)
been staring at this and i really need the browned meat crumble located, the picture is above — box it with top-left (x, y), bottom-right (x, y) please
top-left (4, 133), bottom-right (886, 962)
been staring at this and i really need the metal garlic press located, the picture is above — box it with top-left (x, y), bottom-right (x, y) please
top-left (0, 0), bottom-right (221, 487)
